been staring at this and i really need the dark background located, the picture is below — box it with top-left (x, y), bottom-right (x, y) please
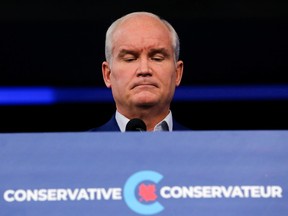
top-left (0, 1), bottom-right (287, 132)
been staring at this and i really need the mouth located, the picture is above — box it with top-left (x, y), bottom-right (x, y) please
top-left (131, 82), bottom-right (158, 90)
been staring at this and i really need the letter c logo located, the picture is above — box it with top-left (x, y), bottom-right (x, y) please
top-left (123, 170), bottom-right (164, 215)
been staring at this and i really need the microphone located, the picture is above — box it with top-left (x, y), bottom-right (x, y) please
top-left (125, 118), bottom-right (147, 132)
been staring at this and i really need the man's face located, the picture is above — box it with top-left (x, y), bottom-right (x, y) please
top-left (102, 15), bottom-right (183, 116)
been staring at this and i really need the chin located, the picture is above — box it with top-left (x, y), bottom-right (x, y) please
top-left (134, 98), bottom-right (158, 107)
top-left (132, 92), bottom-right (159, 104)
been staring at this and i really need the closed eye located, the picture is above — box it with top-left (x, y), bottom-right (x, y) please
top-left (149, 48), bottom-right (170, 61)
top-left (118, 50), bottom-right (138, 62)
top-left (151, 55), bottom-right (165, 62)
top-left (123, 56), bottom-right (137, 62)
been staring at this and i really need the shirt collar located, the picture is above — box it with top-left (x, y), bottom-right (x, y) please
top-left (115, 110), bottom-right (173, 132)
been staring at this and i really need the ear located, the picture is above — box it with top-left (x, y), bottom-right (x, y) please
top-left (175, 60), bottom-right (184, 86)
top-left (102, 61), bottom-right (112, 88)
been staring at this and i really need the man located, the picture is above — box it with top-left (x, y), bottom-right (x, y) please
top-left (90, 11), bottom-right (189, 132)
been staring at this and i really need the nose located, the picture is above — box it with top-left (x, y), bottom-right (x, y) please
top-left (136, 57), bottom-right (152, 77)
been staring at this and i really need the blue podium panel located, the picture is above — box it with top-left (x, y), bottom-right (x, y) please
top-left (0, 131), bottom-right (288, 216)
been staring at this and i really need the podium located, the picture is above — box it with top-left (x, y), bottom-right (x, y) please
top-left (1, 131), bottom-right (288, 215)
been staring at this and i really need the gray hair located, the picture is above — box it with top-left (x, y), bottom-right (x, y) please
top-left (105, 11), bottom-right (180, 63)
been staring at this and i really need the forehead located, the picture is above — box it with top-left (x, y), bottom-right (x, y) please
top-left (112, 15), bottom-right (172, 50)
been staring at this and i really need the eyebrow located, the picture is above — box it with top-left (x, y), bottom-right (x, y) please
top-left (117, 49), bottom-right (138, 58)
top-left (118, 48), bottom-right (171, 58)
top-left (149, 48), bottom-right (170, 58)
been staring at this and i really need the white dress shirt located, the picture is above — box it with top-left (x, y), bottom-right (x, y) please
top-left (115, 110), bottom-right (173, 132)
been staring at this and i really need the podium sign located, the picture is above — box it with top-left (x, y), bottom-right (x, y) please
top-left (0, 131), bottom-right (288, 216)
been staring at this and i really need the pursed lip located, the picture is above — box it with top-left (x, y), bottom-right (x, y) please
top-left (131, 81), bottom-right (159, 90)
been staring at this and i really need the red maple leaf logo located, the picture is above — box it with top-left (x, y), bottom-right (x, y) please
top-left (138, 183), bottom-right (157, 202)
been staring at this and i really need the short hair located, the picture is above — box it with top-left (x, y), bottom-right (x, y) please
top-left (105, 11), bottom-right (180, 63)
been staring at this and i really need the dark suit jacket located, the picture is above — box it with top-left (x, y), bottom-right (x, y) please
top-left (90, 114), bottom-right (190, 132)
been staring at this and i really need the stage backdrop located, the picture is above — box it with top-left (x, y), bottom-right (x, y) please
top-left (1, 1), bottom-right (288, 132)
